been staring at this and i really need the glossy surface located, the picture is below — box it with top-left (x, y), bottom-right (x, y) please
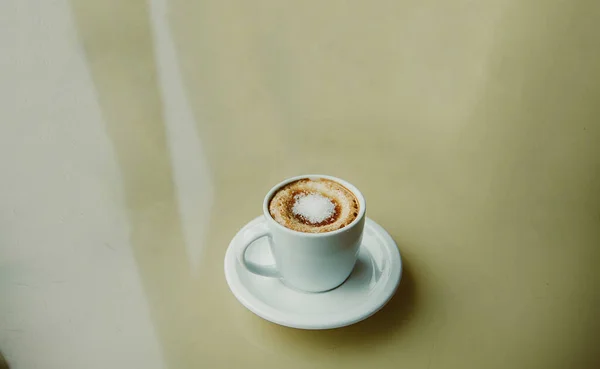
top-left (226, 216), bottom-right (402, 329)
top-left (1, 0), bottom-right (599, 368)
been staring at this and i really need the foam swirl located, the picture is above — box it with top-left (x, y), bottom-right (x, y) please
top-left (269, 178), bottom-right (359, 233)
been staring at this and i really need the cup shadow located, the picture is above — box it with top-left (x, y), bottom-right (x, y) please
top-left (236, 253), bottom-right (418, 357)
top-left (282, 258), bottom-right (416, 345)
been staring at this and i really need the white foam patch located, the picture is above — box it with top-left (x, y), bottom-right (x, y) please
top-left (292, 193), bottom-right (335, 224)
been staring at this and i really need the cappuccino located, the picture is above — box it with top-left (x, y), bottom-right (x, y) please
top-left (269, 178), bottom-right (359, 233)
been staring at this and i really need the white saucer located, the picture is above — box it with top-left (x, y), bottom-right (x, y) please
top-left (224, 216), bottom-right (402, 330)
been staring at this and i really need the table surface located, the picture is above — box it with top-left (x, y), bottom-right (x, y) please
top-left (1, 1), bottom-right (599, 368)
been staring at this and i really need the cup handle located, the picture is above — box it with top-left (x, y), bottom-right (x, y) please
top-left (236, 219), bottom-right (279, 278)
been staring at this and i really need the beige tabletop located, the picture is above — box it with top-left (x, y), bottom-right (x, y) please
top-left (1, 0), bottom-right (599, 368)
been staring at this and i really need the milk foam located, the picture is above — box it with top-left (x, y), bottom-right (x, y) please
top-left (269, 178), bottom-right (359, 233)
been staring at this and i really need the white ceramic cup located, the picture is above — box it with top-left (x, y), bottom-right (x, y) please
top-left (235, 175), bottom-right (366, 293)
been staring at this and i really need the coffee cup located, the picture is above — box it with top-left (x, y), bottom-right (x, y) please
top-left (235, 175), bottom-right (366, 293)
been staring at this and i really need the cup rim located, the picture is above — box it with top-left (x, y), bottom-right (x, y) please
top-left (262, 174), bottom-right (366, 237)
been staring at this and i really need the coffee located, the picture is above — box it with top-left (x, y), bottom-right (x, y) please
top-left (269, 178), bottom-right (359, 233)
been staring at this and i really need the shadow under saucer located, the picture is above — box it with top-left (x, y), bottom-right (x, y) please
top-left (232, 257), bottom-right (418, 359)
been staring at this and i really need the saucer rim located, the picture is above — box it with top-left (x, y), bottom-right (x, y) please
top-left (224, 216), bottom-right (402, 330)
